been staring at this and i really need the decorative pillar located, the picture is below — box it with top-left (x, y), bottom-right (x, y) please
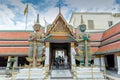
top-left (117, 54), bottom-right (120, 74)
top-left (13, 57), bottom-right (18, 67)
top-left (84, 39), bottom-right (88, 67)
top-left (6, 56), bottom-right (16, 75)
top-left (114, 54), bottom-right (118, 69)
top-left (6, 56), bottom-right (12, 69)
top-left (45, 42), bottom-right (50, 67)
top-left (6, 56), bottom-right (11, 75)
top-left (70, 42), bottom-right (76, 67)
top-left (100, 56), bottom-right (105, 70)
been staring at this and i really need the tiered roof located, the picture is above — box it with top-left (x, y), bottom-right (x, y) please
top-left (90, 32), bottom-right (103, 53)
top-left (44, 13), bottom-right (76, 42)
top-left (96, 22), bottom-right (120, 55)
top-left (0, 31), bottom-right (32, 56)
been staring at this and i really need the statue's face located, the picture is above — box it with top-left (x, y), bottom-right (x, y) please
top-left (79, 24), bottom-right (86, 32)
top-left (33, 24), bottom-right (40, 32)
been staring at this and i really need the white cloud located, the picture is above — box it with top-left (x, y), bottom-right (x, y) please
top-left (34, 6), bottom-right (59, 26)
top-left (0, 5), bottom-right (15, 29)
top-left (65, 0), bottom-right (116, 12)
top-left (8, 0), bottom-right (25, 9)
top-left (0, 0), bottom-right (37, 30)
top-left (38, 6), bottom-right (70, 26)
top-left (0, 0), bottom-right (120, 30)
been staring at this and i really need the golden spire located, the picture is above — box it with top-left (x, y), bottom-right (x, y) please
top-left (33, 14), bottom-right (41, 30)
top-left (59, 0), bottom-right (61, 14)
top-left (36, 14), bottom-right (39, 23)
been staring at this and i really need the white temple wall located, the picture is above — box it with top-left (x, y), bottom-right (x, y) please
top-left (100, 56), bottom-right (105, 70)
top-left (117, 55), bottom-right (120, 74)
top-left (94, 57), bottom-right (100, 67)
top-left (45, 47), bottom-right (50, 66)
top-left (114, 54), bottom-right (118, 70)
top-left (70, 47), bottom-right (76, 66)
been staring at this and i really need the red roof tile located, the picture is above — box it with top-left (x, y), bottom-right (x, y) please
top-left (0, 41), bottom-right (29, 45)
top-left (101, 34), bottom-right (120, 45)
top-left (97, 22), bottom-right (120, 54)
top-left (90, 47), bottom-right (99, 53)
top-left (102, 23), bottom-right (120, 40)
top-left (90, 33), bottom-right (103, 41)
top-left (97, 41), bottom-right (120, 53)
top-left (0, 31), bottom-right (46, 56)
top-left (0, 32), bottom-right (30, 39)
top-left (0, 47), bottom-right (29, 55)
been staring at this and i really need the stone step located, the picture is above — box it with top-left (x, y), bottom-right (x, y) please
top-left (76, 74), bottom-right (104, 79)
top-left (76, 67), bottom-right (100, 72)
top-left (51, 77), bottom-right (73, 79)
top-left (74, 67), bottom-right (105, 79)
top-left (51, 69), bottom-right (73, 79)
top-left (14, 68), bottom-right (47, 80)
top-left (50, 78), bottom-right (75, 80)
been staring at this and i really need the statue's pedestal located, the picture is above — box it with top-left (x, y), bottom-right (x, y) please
top-left (14, 68), bottom-right (47, 80)
top-left (73, 67), bottom-right (105, 79)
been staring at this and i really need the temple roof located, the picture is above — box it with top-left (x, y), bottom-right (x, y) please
top-left (102, 22), bottom-right (120, 40)
top-left (0, 31), bottom-right (30, 40)
top-left (96, 22), bottom-right (120, 55)
top-left (0, 47), bottom-right (29, 56)
top-left (46, 13), bottom-right (73, 36)
top-left (44, 13), bottom-right (76, 42)
top-left (90, 33), bottom-right (103, 41)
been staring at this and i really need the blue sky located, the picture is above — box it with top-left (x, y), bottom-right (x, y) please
top-left (0, 0), bottom-right (120, 30)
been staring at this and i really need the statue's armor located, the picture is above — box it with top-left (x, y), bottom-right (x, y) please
top-left (29, 32), bottom-right (43, 59)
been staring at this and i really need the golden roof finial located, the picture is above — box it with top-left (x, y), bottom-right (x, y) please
top-left (36, 14), bottom-right (39, 23)
top-left (33, 14), bottom-right (41, 30)
top-left (59, 0), bottom-right (61, 14)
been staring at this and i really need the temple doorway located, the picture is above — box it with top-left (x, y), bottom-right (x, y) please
top-left (50, 43), bottom-right (71, 69)
top-left (0, 56), bottom-right (7, 67)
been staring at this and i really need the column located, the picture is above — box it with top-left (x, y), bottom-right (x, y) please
top-left (6, 56), bottom-right (12, 74)
top-left (6, 56), bottom-right (12, 69)
top-left (100, 56), bottom-right (105, 70)
top-left (45, 42), bottom-right (50, 67)
top-left (70, 42), bottom-right (76, 67)
top-left (114, 54), bottom-right (118, 69)
top-left (84, 40), bottom-right (88, 67)
top-left (13, 57), bottom-right (18, 67)
top-left (117, 54), bottom-right (120, 74)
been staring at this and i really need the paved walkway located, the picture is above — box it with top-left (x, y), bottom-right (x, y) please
top-left (106, 70), bottom-right (120, 80)
top-left (0, 75), bottom-right (11, 80)
top-left (106, 70), bottom-right (120, 78)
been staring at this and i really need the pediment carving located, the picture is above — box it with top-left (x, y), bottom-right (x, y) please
top-left (47, 13), bottom-right (73, 35)
top-left (51, 18), bottom-right (69, 33)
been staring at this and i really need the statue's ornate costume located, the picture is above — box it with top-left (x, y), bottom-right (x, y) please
top-left (27, 14), bottom-right (45, 67)
top-left (29, 32), bottom-right (43, 59)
